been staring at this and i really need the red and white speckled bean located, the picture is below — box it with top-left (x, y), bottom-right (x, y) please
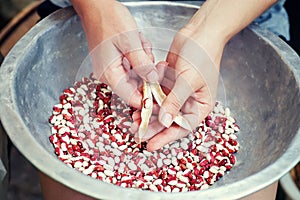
top-left (48, 76), bottom-right (240, 193)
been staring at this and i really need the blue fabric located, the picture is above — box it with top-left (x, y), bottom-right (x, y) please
top-left (254, 0), bottom-right (290, 40)
top-left (50, 0), bottom-right (70, 7)
top-left (49, 0), bottom-right (290, 40)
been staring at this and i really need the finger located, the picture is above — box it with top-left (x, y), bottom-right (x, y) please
top-left (129, 109), bottom-right (141, 134)
top-left (138, 120), bottom-right (165, 142)
top-left (166, 30), bottom-right (189, 67)
top-left (156, 61), bottom-right (168, 83)
top-left (90, 42), bottom-right (121, 81)
top-left (149, 115), bottom-right (158, 124)
top-left (160, 77), bottom-right (173, 95)
top-left (160, 66), bottom-right (176, 94)
top-left (90, 41), bottom-right (143, 109)
top-left (151, 104), bottom-right (160, 115)
top-left (113, 30), bottom-right (158, 83)
top-left (158, 72), bottom-right (194, 128)
top-left (125, 33), bottom-right (156, 82)
top-left (130, 106), bottom-right (159, 136)
top-left (118, 83), bottom-right (142, 109)
top-left (184, 92), bottom-right (215, 131)
top-left (166, 51), bottom-right (177, 69)
top-left (139, 32), bottom-right (155, 62)
top-left (123, 57), bottom-right (141, 82)
top-left (180, 98), bottom-right (202, 127)
top-left (163, 63), bottom-right (180, 83)
top-left (122, 57), bottom-right (131, 72)
top-left (101, 61), bottom-right (143, 109)
top-left (132, 110), bottom-right (141, 121)
top-left (146, 125), bottom-right (189, 151)
top-left (126, 50), bottom-right (159, 83)
top-left (129, 120), bottom-right (140, 134)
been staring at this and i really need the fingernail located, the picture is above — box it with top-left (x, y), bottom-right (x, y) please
top-left (161, 112), bottom-right (173, 128)
top-left (145, 47), bottom-right (152, 55)
top-left (157, 61), bottom-right (168, 67)
top-left (147, 140), bottom-right (164, 152)
top-left (146, 70), bottom-right (159, 82)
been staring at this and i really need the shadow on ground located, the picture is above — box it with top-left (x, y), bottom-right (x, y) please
top-left (7, 144), bottom-right (42, 200)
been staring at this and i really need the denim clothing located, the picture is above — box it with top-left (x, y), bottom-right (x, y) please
top-left (254, 0), bottom-right (289, 40)
top-left (49, 0), bottom-right (290, 40)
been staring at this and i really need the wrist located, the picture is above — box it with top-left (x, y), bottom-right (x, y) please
top-left (70, 0), bottom-right (116, 18)
top-left (179, 23), bottom-right (226, 68)
top-left (70, 0), bottom-right (119, 48)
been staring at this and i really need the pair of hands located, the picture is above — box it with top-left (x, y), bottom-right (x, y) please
top-left (72, 0), bottom-right (225, 151)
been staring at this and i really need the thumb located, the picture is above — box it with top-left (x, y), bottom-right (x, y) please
top-left (113, 30), bottom-right (158, 82)
top-left (125, 49), bottom-right (159, 83)
top-left (158, 74), bottom-right (193, 128)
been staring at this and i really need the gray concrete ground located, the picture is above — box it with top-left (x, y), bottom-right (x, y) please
top-left (7, 145), bottom-right (42, 200)
top-left (0, 0), bottom-right (36, 29)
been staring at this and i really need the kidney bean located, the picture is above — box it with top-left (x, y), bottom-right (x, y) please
top-left (48, 75), bottom-right (241, 193)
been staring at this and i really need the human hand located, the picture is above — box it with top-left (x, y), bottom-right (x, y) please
top-left (131, 0), bottom-right (278, 151)
top-left (71, 0), bottom-right (158, 108)
top-left (130, 25), bottom-right (224, 151)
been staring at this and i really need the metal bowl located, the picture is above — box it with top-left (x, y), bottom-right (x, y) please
top-left (0, 2), bottom-right (299, 199)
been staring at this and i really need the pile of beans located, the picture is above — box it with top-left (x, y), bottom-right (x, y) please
top-left (49, 76), bottom-right (240, 192)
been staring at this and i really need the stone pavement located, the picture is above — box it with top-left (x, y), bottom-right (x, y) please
top-left (7, 144), bottom-right (42, 200)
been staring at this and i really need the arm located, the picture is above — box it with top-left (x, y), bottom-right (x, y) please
top-left (69, 0), bottom-right (158, 108)
top-left (146, 0), bottom-right (278, 151)
top-left (181, 0), bottom-right (278, 66)
top-left (70, 0), bottom-right (136, 50)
